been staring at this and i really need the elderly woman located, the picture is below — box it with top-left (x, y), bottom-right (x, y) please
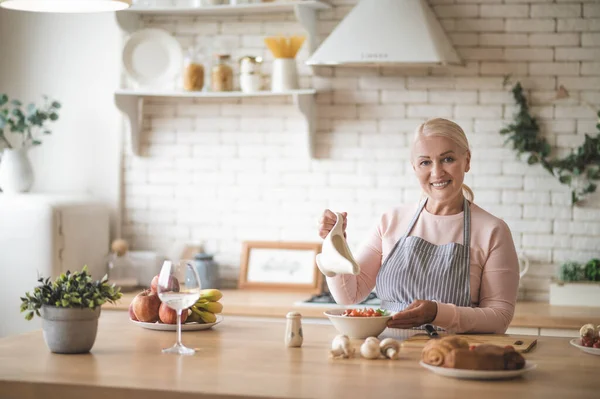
top-left (318, 118), bottom-right (520, 334)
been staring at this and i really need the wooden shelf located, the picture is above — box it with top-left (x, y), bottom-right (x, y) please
top-left (122, 1), bottom-right (330, 15)
top-left (114, 89), bottom-right (317, 157)
top-left (116, 0), bottom-right (331, 53)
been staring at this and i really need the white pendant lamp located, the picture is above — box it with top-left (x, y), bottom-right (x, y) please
top-left (0, 0), bottom-right (131, 13)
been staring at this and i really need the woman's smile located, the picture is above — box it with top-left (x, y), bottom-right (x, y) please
top-left (431, 180), bottom-right (451, 188)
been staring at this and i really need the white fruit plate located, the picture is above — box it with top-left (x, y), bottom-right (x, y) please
top-left (569, 338), bottom-right (600, 356)
top-left (131, 315), bottom-right (223, 331)
top-left (419, 361), bottom-right (537, 380)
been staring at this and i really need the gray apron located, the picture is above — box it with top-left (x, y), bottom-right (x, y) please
top-left (376, 198), bottom-right (471, 318)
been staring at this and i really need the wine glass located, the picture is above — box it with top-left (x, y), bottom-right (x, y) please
top-left (156, 259), bottom-right (201, 355)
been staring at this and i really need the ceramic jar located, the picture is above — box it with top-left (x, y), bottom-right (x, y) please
top-left (239, 55), bottom-right (263, 93)
top-left (285, 311), bottom-right (303, 348)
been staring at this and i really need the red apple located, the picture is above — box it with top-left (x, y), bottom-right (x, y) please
top-left (158, 302), bottom-right (188, 324)
top-left (128, 301), bottom-right (138, 321)
top-left (131, 289), bottom-right (161, 323)
top-left (151, 275), bottom-right (180, 293)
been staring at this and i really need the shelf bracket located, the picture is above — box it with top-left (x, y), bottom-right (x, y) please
top-left (114, 94), bottom-right (143, 156)
top-left (293, 93), bottom-right (315, 158)
top-left (294, 4), bottom-right (318, 54)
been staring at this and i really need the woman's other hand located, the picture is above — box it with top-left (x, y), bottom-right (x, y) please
top-left (386, 300), bottom-right (438, 329)
top-left (318, 209), bottom-right (347, 239)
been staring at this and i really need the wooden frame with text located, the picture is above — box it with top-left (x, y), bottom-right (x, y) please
top-left (238, 241), bottom-right (323, 293)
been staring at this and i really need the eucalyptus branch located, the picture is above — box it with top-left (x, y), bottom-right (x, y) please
top-left (0, 94), bottom-right (61, 150)
top-left (500, 82), bottom-right (600, 205)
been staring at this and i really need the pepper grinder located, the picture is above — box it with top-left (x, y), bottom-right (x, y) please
top-left (285, 311), bottom-right (303, 348)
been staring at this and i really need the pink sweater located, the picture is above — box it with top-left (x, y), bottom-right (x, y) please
top-left (326, 202), bottom-right (520, 334)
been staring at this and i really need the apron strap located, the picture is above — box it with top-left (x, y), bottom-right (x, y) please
top-left (463, 198), bottom-right (470, 248)
top-left (403, 198), bottom-right (428, 237)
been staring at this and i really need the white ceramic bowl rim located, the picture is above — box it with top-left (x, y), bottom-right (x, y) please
top-left (323, 309), bottom-right (393, 319)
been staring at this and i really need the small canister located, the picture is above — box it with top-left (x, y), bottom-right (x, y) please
top-left (285, 311), bottom-right (303, 348)
top-left (194, 251), bottom-right (220, 289)
top-left (239, 55), bottom-right (263, 93)
top-left (239, 55), bottom-right (262, 74)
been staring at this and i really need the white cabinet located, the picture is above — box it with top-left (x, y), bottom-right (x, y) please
top-left (0, 194), bottom-right (110, 338)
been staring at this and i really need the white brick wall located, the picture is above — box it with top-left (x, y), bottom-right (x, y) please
top-left (122, 0), bottom-right (600, 297)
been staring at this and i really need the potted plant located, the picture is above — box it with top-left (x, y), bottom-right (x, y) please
top-left (549, 259), bottom-right (600, 307)
top-left (20, 266), bottom-right (122, 354)
top-left (0, 93), bottom-right (61, 193)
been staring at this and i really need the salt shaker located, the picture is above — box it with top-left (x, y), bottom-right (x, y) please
top-left (285, 311), bottom-right (303, 348)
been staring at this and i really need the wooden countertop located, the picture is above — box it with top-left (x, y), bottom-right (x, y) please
top-left (1, 311), bottom-right (599, 399)
top-left (107, 289), bottom-right (600, 330)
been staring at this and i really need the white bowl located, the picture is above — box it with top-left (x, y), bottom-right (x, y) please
top-left (324, 309), bottom-right (392, 339)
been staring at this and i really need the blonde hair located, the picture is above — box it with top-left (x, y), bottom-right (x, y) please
top-left (411, 118), bottom-right (474, 202)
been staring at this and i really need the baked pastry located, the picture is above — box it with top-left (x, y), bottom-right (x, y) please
top-left (421, 336), bottom-right (470, 367)
top-left (443, 344), bottom-right (525, 371)
top-left (444, 348), bottom-right (504, 370)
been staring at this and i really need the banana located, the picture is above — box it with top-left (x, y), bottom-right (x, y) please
top-left (186, 308), bottom-right (204, 324)
top-left (198, 288), bottom-right (223, 302)
top-left (194, 300), bottom-right (223, 314)
top-left (191, 306), bottom-right (217, 324)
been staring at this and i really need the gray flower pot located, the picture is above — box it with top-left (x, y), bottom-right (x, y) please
top-left (41, 306), bottom-right (101, 354)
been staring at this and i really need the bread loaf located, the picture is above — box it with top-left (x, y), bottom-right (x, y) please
top-left (442, 344), bottom-right (526, 371)
top-left (421, 336), bottom-right (470, 367)
top-left (444, 348), bottom-right (505, 370)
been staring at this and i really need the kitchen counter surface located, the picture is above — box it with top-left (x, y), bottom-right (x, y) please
top-left (1, 311), bottom-right (598, 399)
top-left (107, 289), bottom-right (600, 330)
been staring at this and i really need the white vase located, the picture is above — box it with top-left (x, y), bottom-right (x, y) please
top-left (0, 148), bottom-right (34, 193)
top-left (271, 58), bottom-right (298, 92)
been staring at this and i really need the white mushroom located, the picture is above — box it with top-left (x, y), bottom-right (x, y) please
top-left (579, 323), bottom-right (595, 339)
top-left (379, 338), bottom-right (401, 360)
top-left (360, 337), bottom-right (381, 359)
top-left (330, 334), bottom-right (354, 359)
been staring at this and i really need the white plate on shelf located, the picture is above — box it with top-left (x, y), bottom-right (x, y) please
top-left (131, 315), bottom-right (223, 331)
top-left (570, 338), bottom-right (600, 355)
top-left (419, 361), bottom-right (537, 380)
top-left (122, 28), bottom-right (182, 88)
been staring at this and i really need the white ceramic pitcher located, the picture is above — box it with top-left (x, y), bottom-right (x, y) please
top-left (315, 212), bottom-right (360, 277)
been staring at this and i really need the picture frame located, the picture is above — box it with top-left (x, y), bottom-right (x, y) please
top-left (238, 241), bottom-right (323, 293)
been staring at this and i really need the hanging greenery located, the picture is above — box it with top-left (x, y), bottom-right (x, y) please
top-left (500, 82), bottom-right (600, 204)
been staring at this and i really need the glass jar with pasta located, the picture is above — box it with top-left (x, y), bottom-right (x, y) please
top-left (210, 54), bottom-right (233, 92)
top-left (183, 50), bottom-right (205, 91)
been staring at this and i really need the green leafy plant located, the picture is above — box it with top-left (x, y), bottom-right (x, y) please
top-left (20, 265), bottom-right (122, 321)
top-left (558, 261), bottom-right (586, 282)
top-left (500, 82), bottom-right (600, 204)
top-left (584, 258), bottom-right (600, 282)
top-left (0, 93), bottom-right (61, 149)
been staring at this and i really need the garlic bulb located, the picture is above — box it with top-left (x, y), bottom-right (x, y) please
top-left (360, 337), bottom-right (381, 359)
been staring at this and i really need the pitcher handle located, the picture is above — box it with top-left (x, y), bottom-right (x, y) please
top-left (518, 253), bottom-right (529, 279)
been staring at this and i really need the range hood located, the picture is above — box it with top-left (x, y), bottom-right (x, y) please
top-left (306, 0), bottom-right (462, 66)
